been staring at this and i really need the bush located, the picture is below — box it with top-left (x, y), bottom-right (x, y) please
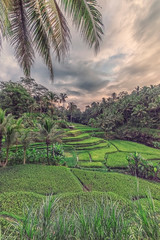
top-left (127, 152), bottom-right (160, 179)
top-left (55, 120), bottom-right (70, 129)
top-left (153, 141), bottom-right (160, 149)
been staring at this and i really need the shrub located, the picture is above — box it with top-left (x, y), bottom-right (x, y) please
top-left (127, 152), bottom-right (160, 179)
top-left (55, 120), bottom-right (70, 129)
top-left (153, 141), bottom-right (160, 149)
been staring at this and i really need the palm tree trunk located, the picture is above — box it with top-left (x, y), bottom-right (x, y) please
top-left (23, 147), bottom-right (26, 164)
top-left (4, 146), bottom-right (9, 167)
top-left (16, 138), bottom-right (18, 153)
top-left (0, 132), bottom-right (3, 158)
top-left (46, 142), bottom-right (50, 165)
top-left (52, 144), bottom-right (54, 158)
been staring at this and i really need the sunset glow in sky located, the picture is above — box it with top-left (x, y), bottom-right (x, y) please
top-left (0, 0), bottom-right (160, 109)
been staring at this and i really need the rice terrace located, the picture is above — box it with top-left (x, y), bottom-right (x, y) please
top-left (0, 0), bottom-right (160, 239)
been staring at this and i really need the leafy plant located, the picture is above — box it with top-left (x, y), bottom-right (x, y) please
top-left (153, 141), bottom-right (160, 149)
top-left (127, 152), bottom-right (160, 180)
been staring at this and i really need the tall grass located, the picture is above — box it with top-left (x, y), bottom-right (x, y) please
top-left (1, 194), bottom-right (160, 240)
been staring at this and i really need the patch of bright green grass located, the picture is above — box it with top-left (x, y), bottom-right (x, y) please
top-left (78, 152), bottom-right (90, 161)
top-left (72, 169), bottom-right (160, 200)
top-left (78, 161), bottom-right (104, 168)
top-left (106, 152), bottom-right (160, 169)
top-left (64, 152), bottom-right (73, 157)
top-left (67, 137), bottom-right (105, 146)
top-left (110, 140), bottom-right (160, 155)
top-left (74, 142), bottom-right (110, 150)
top-left (64, 151), bottom-right (78, 167)
top-left (72, 124), bottom-right (101, 133)
top-left (90, 146), bottom-right (117, 162)
top-left (0, 165), bottom-right (82, 195)
top-left (106, 152), bottom-right (128, 168)
top-left (63, 133), bottom-right (90, 142)
top-left (65, 130), bottom-right (82, 137)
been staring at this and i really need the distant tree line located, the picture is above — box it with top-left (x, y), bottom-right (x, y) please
top-left (81, 85), bottom-right (160, 131)
top-left (0, 78), bottom-right (82, 122)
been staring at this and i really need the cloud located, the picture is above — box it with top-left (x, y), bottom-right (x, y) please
top-left (0, 0), bottom-right (160, 109)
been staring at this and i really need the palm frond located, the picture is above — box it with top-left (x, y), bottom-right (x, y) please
top-left (27, 0), bottom-right (54, 80)
top-left (0, 0), bottom-right (11, 47)
top-left (8, 0), bottom-right (35, 77)
top-left (61, 0), bottom-right (104, 52)
top-left (46, 0), bottom-right (71, 60)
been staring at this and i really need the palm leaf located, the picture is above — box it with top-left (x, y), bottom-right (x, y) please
top-left (0, 0), bottom-right (11, 47)
top-left (46, 0), bottom-right (71, 60)
top-left (8, 0), bottom-right (35, 77)
top-left (61, 0), bottom-right (104, 52)
top-left (27, 0), bottom-right (54, 80)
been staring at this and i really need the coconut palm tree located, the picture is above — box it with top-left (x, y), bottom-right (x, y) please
top-left (38, 118), bottom-right (63, 164)
top-left (0, 0), bottom-right (103, 80)
top-left (19, 129), bottom-right (37, 164)
top-left (46, 91), bottom-right (59, 115)
top-left (0, 108), bottom-right (13, 157)
top-left (67, 102), bottom-right (77, 122)
top-left (60, 93), bottom-right (68, 108)
top-left (2, 117), bottom-right (22, 167)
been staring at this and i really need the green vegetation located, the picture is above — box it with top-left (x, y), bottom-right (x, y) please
top-left (78, 161), bottom-right (104, 168)
top-left (0, 192), bottom-right (44, 216)
top-left (67, 137), bottom-right (105, 146)
top-left (106, 152), bottom-right (160, 169)
top-left (90, 146), bottom-right (117, 161)
top-left (0, 82), bottom-right (160, 239)
top-left (63, 133), bottom-right (90, 142)
top-left (81, 85), bottom-right (160, 147)
top-left (0, 165), bottom-right (82, 195)
top-left (72, 169), bottom-right (160, 200)
top-left (2, 194), bottom-right (160, 240)
top-left (110, 140), bottom-right (160, 154)
top-left (106, 152), bottom-right (129, 168)
top-left (78, 151), bottom-right (90, 161)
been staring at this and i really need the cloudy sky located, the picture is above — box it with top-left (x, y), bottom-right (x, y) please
top-left (0, 0), bottom-right (160, 109)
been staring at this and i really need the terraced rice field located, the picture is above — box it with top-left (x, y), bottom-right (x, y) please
top-left (1, 123), bottom-right (160, 235)
top-left (63, 124), bottom-right (160, 169)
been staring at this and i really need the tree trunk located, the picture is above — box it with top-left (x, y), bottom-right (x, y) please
top-left (16, 138), bottom-right (18, 153)
top-left (0, 132), bottom-right (3, 156)
top-left (46, 140), bottom-right (50, 165)
top-left (52, 144), bottom-right (54, 158)
top-left (71, 113), bottom-right (72, 123)
top-left (23, 147), bottom-right (26, 164)
top-left (3, 146), bottom-right (9, 167)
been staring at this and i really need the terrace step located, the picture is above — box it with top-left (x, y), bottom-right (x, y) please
top-left (62, 133), bottom-right (90, 142)
top-left (66, 137), bottom-right (105, 147)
